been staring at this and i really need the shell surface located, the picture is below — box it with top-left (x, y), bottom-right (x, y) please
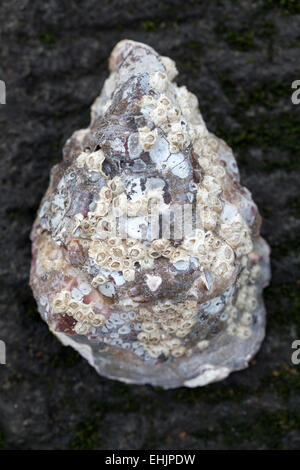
top-left (30, 40), bottom-right (271, 388)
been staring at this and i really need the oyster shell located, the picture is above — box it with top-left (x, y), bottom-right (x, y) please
top-left (30, 40), bottom-right (270, 388)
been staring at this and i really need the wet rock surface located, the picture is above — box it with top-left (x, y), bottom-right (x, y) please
top-left (0, 0), bottom-right (300, 449)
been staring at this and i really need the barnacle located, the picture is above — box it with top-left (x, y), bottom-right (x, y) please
top-left (127, 199), bottom-right (145, 216)
top-left (161, 56), bottom-right (178, 80)
top-left (168, 122), bottom-right (189, 152)
top-left (151, 238), bottom-right (170, 254)
top-left (138, 126), bottom-right (157, 152)
top-left (108, 176), bottom-right (124, 195)
top-left (76, 149), bottom-right (107, 177)
top-left (91, 273), bottom-right (108, 287)
top-left (149, 71), bottom-right (168, 92)
top-left (151, 105), bottom-right (168, 127)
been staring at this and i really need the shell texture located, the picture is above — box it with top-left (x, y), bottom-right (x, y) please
top-left (30, 40), bottom-right (271, 388)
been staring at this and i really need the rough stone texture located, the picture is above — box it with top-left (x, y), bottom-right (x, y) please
top-left (0, 0), bottom-right (299, 449)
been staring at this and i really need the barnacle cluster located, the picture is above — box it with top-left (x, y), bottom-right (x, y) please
top-left (136, 301), bottom-right (198, 358)
top-left (52, 289), bottom-right (105, 335)
top-left (89, 237), bottom-right (153, 284)
top-left (37, 233), bottom-right (68, 272)
top-left (30, 40), bottom-right (270, 388)
top-left (224, 259), bottom-right (262, 340)
top-left (76, 149), bottom-right (107, 177)
top-left (143, 91), bottom-right (189, 154)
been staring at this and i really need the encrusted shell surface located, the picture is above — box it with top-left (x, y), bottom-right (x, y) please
top-left (30, 40), bottom-right (271, 388)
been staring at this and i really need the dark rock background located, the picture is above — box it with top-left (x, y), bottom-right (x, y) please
top-left (0, 0), bottom-right (300, 450)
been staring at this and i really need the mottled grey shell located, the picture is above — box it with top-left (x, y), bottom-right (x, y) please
top-left (30, 40), bottom-right (270, 388)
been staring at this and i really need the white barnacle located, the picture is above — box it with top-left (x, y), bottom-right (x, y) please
top-left (108, 176), bottom-right (124, 195)
top-left (241, 312), bottom-right (252, 326)
top-left (151, 238), bottom-right (170, 253)
top-left (182, 235), bottom-right (198, 252)
top-left (76, 149), bottom-right (107, 177)
top-left (227, 323), bottom-right (238, 336)
top-left (204, 135), bottom-right (220, 153)
top-left (202, 175), bottom-right (222, 196)
top-left (74, 321), bottom-right (91, 335)
top-left (139, 256), bottom-right (154, 269)
top-left (75, 152), bottom-right (88, 168)
top-left (151, 105), bottom-right (168, 127)
top-left (108, 258), bottom-right (123, 271)
top-left (123, 269), bottom-right (135, 282)
top-left (139, 94), bottom-right (156, 107)
top-left (94, 200), bottom-right (110, 217)
top-left (236, 326), bottom-right (252, 340)
top-left (171, 346), bottom-right (186, 358)
top-left (127, 244), bottom-right (145, 260)
top-left (161, 56), bottom-right (178, 80)
top-left (52, 290), bottom-right (70, 313)
top-left (167, 106), bottom-right (181, 123)
top-left (138, 126), bottom-right (158, 152)
top-left (99, 186), bottom-right (113, 201)
top-left (122, 257), bottom-right (134, 269)
top-left (73, 310), bottom-right (84, 322)
top-left (229, 306), bottom-right (238, 319)
top-left (149, 71), bottom-right (168, 92)
top-left (162, 245), bottom-right (174, 258)
top-left (137, 331), bottom-right (149, 342)
top-left (250, 264), bottom-right (261, 282)
top-left (111, 245), bottom-right (126, 259)
top-left (211, 164), bottom-right (227, 183)
top-left (197, 340), bottom-right (210, 352)
top-left (112, 192), bottom-right (128, 216)
top-left (91, 314), bottom-right (105, 328)
top-left (201, 208), bottom-right (218, 231)
top-left (107, 236), bottom-right (122, 247)
top-left (91, 273), bottom-right (108, 287)
top-left (157, 94), bottom-right (172, 108)
top-left (218, 244), bottom-right (235, 264)
top-left (167, 122), bottom-right (189, 152)
top-left (127, 199), bottom-right (145, 217)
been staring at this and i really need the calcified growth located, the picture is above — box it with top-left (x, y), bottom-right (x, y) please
top-left (30, 40), bottom-right (270, 388)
